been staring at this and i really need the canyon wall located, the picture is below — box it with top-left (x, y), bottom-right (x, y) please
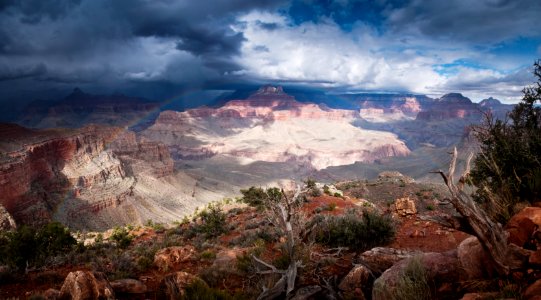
top-left (0, 123), bottom-right (178, 230)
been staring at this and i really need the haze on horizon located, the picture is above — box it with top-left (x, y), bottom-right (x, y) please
top-left (0, 0), bottom-right (540, 111)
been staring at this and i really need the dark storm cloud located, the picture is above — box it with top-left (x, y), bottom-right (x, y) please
top-left (0, 63), bottom-right (46, 81)
top-left (386, 0), bottom-right (541, 44)
top-left (0, 0), bottom-right (286, 90)
top-left (0, 0), bottom-right (81, 23)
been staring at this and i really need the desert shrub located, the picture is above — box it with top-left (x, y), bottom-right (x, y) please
top-left (304, 178), bottom-right (316, 189)
top-left (0, 222), bottom-right (76, 270)
top-left (200, 250), bottom-right (216, 260)
top-left (110, 227), bottom-right (133, 249)
top-left (323, 185), bottom-right (331, 195)
top-left (229, 228), bottom-right (278, 247)
top-left (425, 204), bottom-right (435, 211)
top-left (109, 252), bottom-right (138, 280)
top-left (240, 187), bottom-right (282, 209)
top-left (272, 252), bottom-right (291, 270)
top-left (181, 279), bottom-right (237, 300)
top-left (145, 220), bottom-right (165, 232)
top-left (471, 60), bottom-right (541, 222)
top-left (373, 256), bottom-right (432, 300)
top-left (197, 204), bottom-right (228, 238)
top-left (309, 208), bottom-right (395, 251)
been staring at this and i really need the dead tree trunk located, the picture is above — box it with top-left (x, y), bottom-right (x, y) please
top-left (254, 186), bottom-right (303, 300)
top-left (433, 147), bottom-right (511, 275)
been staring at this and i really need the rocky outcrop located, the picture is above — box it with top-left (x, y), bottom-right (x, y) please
top-left (154, 246), bottom-right (196, 271)
top-left (59, 271), bottom-right (114, 300)
top-left (358, 247), bottom-right (419, 275)
top-left (0, 124), bottom-right (125, 225)
top-left (394, 197), bottom-right (417, 216)
top-left (110, 279), bottom-right (147, 294)
top-left (0, 204), bottom-right (16, 230)
top-left (339, 264), bottom-right (372, 300)
top-left (416, 93), bottom-right (482, 121)
top-left (0, 123), bottom-right (176, 229)
top-left (372, 252), bottom-right (460, 300)
top-left (506, 207), bottom-right (541, 247)
top-left (457, 237), bottom-right (495, 280)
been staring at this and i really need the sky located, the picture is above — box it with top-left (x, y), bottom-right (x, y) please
top-left (0, 0), bottom-right (540, 107)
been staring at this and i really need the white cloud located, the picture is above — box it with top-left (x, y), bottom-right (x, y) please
top-left (231, 11), bottom-right (533, 102)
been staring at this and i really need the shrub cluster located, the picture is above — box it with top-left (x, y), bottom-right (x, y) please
top-left (309, 208), bottom-right (395, 251)
top-left (240, 186), bottom-right (282, 209)
top-left (110, 226), bottom-right (133, 249)
top-left (0, 222), bottom-right (76, 271)
top-left (471, 60), bottom-right (541, 221)
top-left (184, 203), bottom-right (229, 239)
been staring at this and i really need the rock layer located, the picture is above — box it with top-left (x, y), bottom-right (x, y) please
top-left (143, 86), bottom-right (411, 170)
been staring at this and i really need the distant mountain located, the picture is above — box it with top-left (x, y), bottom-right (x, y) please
top-left (18, 88), bottom-right (163, 130)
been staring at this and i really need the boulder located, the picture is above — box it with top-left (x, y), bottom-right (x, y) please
top-left (529, 249), bottom-right (541, 267)
top-left (372, 252), bottom-right (460, 300)
top-left (506, 207), bottom-right (541, 247)
top-left (43, 288), bottom-right (61, 300)
top-left (395, 197), bottom-right (417, 216)
top-left (461, 292), bottom-right (498, 300)
top-left (524, 279), bottom-right (541, 300)
top-left (358, 247), bottom-right (419, 274)
top-left (457, 237), bottom-right (495, 280)
top-left (159, 271), bottom-right (204, 300)
top-left (338, 264), bottom-right (372, 300)
top-left (59, 271), bottom-right (114, 300)
top-left (110, 278), bottom-right (147, 294)
top-left (0, 204), bottom-right (16, 231)
top-left (154, 245), bottom-right (196, 271)
top-left (212, 248), bottom-right (246, 270)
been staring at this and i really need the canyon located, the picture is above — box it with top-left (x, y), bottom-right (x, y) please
top-left (0, 86), bottom-right (514, 230)
top-left (0, 123), bottom-right (229, 230)
top-left (143, 86), bottom-right (411, 170)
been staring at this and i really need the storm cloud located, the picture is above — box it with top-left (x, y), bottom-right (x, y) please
top-left (0, 0), bottom-right (539, 106)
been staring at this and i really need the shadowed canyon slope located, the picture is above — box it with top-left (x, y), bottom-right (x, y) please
top-left (0, 124), bottom-right (232, 230)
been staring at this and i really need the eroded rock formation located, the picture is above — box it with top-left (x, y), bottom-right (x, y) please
top-left (143, 86), bottom-right (411, 170)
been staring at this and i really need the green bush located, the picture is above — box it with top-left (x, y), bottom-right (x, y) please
top-left (304, 178), bottom-right (316, 189)
top-left (110, 227), bottom-right (133, 249)
top-left (197, 204), bottom-right (228, 238)
top-left (0, 222), bottom-right (76, 270)
top-left (240, 187), bottom-right (282, 209)
top-left (310, 209), bottom-right (395, 251)
top-left (471, 60), bottom-right (541, 222)
top-left (181, 279), bottom-right (237, 300)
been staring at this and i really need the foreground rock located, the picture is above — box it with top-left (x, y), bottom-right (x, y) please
top-left (59, 271), bottom-right (114, 300)
top-left (506, 207), bottom-right (541, 247)
top-left (339, 264), bottom-right (372, 300)
top-left (394, 197), bottom-right (417, 216)
top-left (457, 237), bottom-right (495, 280)
top-left (110, 279), bottom-right (147, 294)
top-left (358, 247), bottom-right (419, 274)
top-left (372, 252), bottom-right (460, 300)
top-left (154, 245), bottom-right (196, 271)
top-left (0, 204), bottom-right (16, 231)
top-left (159, 271), bottom-right (204, 300)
